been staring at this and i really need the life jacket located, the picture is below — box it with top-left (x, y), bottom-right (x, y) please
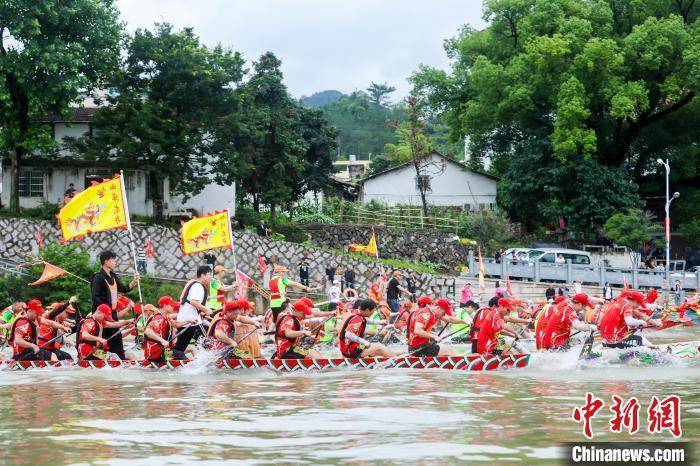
top-left (106, 277), bottom-right (118, 310)
top-left (318, 317), bottom-right (336, 343)
top-left (451, 308), bottom-right (471, 338)
top-left (77, 317), bottom-right (102, 359)
top-left (599, 302), bottom-right (632, 343)
top-left (543, 301), bottom-right (576, 349)
top-left (274, 314), bottom-right (300, 357)
top-left (38, 324), bottom-right (60, 351)
top-left (180, 279), bottom-right (209, 306)
top-left (476, 308), bottom-right (503, 354)
top-left (534, 304), bottom-right (554, 350)
top-left (406, 309), bottom-right (437, 349)
top-left (339, 314), bottom-right (367, 357)
top-left (269, 276), bottom-right (282, 301)
top-left (207, 317), bottom-right (235, 341)
top-left (469, 308), bottom-right (487, 341)
top-left (143, 314), bottom-right (171, 343)
top-left (9, 317), bottom-right (37, 356)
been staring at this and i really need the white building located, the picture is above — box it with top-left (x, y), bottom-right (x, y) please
top-left (360, 152), bottom-right (498, 210)
top-left (0, 107), bottom-right (236, 217)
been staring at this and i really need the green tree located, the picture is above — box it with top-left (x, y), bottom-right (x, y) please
top-left (459, 209), bottom-right (517, 254)
top-left (0, 0), bottom-right (122, 212)
top-left (412, 0), bottom-right (700, 232)
top-left (70, 23), bottom-right (245, 221)
top-left (604, 209), bottom-right (663, 267)
top-left (679, 219), bottom-right (700, 248)
top-left (367, 82), bottom-right (396, 107)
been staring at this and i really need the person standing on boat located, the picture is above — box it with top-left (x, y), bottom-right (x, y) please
top-left (599, 290), bottom-right (663, 348)
top-left (476, 298), bottom-right (519, 355)
top-left (274, 300), bottom-right (322, 359)
top-left (174, 266), bottom-right (213, 354)
top-left (269, 265), bottom-right (311, 322)
top-left (91, 250), bottom-right (140, 360)
top-left (339, 299), bottom-right (394, 358)
top-left (541, 294), bottom-right (596, 351)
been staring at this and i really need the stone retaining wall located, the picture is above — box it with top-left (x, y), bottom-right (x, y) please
top-left (0, 217), bottom-right (455, 298)
top-left (303, 223), bottom-right (470, 266)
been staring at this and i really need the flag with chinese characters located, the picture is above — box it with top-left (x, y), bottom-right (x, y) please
top-left (257, 253), bottom-right (268, 275)
top-left (348, 231), bottom-right (378, 257)
top-left (145, 237), bottom-right (154, 259)
top-left (181, 210), bottom-right (232, 255)
top-left (57, 175), bottom-right (128, 242)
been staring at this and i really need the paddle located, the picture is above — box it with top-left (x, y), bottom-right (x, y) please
top-left (15, 329), bottom-right (72, 361)
top-left (207, 325), bottom-right (262, 364)
top-left (577, 331), bottom-right (596, 362)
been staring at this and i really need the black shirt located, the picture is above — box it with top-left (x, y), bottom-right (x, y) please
top-left (545, 287), bottom-right (556, 300)
top-left (257, 224), bottom-right (268, 237)
top-left (386, 277), bottom-right (401, 300)
top-left (91, 268), bottom-right (131, 312)
top-left (299, 265), bottom-right (309, 280)
top-left (344, 269), bottom-right (355, 283)
top-left (325, 267), bottom-right (337, 282)
top-left (406, 277), bottom-right (416, 294)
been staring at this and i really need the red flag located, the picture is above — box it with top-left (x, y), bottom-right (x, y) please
top-left (35, 228), bottom-right (43, 249)
top-left (623, 276), bottom-right (630, 290)
top-left (145, 237), bottom-right (154, 259)
top-left (29, 262), bottom-right (69, 286)
top-left (257, 253), bottom-right (268, 274)
top-left (506, 276), bottom-right (512, 296)
top-left (235, 270), bottom-right (253, 300)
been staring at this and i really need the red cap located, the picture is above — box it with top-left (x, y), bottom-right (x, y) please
top-left (133, 303), bottom-right (143, 315)
top-left (171, 302), bottom-right (180, 312)
top-left (27, 299), bottom-right (44, 315)
top-left (238, 299), bottom-right (254, 310)
top-left (116, 295), bottom-right (132, 311)
top-left (553, 296), bottom-right (566, 304)
top-left (417, 296), bottom-right (433, 307)
top-left (435, 298), bottom-right (454, 316)
top-left (292, 300), bottom-right (313, 316)
top-left (401, 301), bottom-right (414, 309)
top-left (646, 289), bottom-right (658, 304)
top-left (571, 293), bottom-right (592, 307)
top-left (301, 297), bottom-right (314, 308)
top-left (627, 291), bottom-right (645, 306)
top-left (157, 296), bottom-right (174, 308)
top-left (95, 304), bottom-right (114, 321)
top-left (498, 298), bottom-right (515, 311)
top-left (223, 301), bottom-right (242, 313)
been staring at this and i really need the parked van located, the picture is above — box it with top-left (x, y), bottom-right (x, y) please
top-left (503, 248), bottom-right (532, 261)
top-left (527, 248), bottom-right (592, 265)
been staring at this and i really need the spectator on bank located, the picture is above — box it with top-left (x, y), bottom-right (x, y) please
top-left (405, 271), bottom-right (417, 302)
top-left (257, 219), bottom-right (270, 237)
top-left (299, 259), bottom-right (310, 287)
top-left (494, 248), bottom-right (504, 263)
top-left (555, 254), bottom-right (566, 266)
top-left (494, 281), bottom-right (504, 298)
top-left (386, 270), bottom-right (413, 318)
top-left (460, 282), bottom-right (474, 308)
top-left (573, 280), bottom-right (582, 295)
top-left (545, 283), bottom-right (556, 302)
top-left (136, 243), bottom-right (148, 274)
top-left (343, 265), bottom-right (355, 291)
top-left (327, 279), bottom-right (342, 303)
top-left (674, 280), bottom-right (682, 306)
top-left (64, 183), bottom-right (77, 199)
top-left (603, 282), bottom-right (613, 301)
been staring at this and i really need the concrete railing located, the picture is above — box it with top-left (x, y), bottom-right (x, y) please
top-left (467, 251), bottom-right (699, 291)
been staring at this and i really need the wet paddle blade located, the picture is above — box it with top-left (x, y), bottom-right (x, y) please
top-left (578, 332), bottom-right (595, 361)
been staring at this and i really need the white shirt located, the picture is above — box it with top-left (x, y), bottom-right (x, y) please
top-left (574, 282), bottom-right (582, 294)
top-left (177, 281), bottom-right (206, 324)
top-left (328, 285), bottom-right (342, 303)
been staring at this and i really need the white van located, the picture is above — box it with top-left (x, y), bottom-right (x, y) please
top-left (528, 248), bottom-right (592, 265)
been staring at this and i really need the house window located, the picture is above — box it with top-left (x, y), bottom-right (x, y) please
top-left (18, 169), bottom-right (45, 198)
top-left (415, 175), bottom-right (432, 193)
top-left (145, 176), bottom-right (164, 200)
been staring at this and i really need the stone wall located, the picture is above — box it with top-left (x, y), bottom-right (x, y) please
top-left (0, 217), bottom-right (456, 298)
top-left (304, 223), bottom-right (470, 266)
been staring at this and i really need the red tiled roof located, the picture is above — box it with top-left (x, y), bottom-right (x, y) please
top-left (40, 107), bottom-right (98, 123)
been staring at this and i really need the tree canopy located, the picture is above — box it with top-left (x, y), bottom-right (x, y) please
top-left (412, 0), bottom-right (700, 236)
top-left (0, 0), bottom-right (122, 211)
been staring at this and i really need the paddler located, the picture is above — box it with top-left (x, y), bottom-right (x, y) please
top-left (451, 300), bottom-right (477, 343)
top-left (269, 265), bottom-right (312, 322)
top-left (38, 302), bottom-right (75, 360)
top-left (339, 299), bottom-right (395, 358)
top-left (317, 302), bottom-right (340, 346)
top-left (206, 265), bottom-right (237, 312)
top-left (274, 299), bottom-right (322, 359)
top-left (540, 294), bottom-right (597, 351)
top-left (476, 298), bottom-right (520, 355)
top-left (77, 304), bottom-right (110, 361)
top-left (205, 300), bottom-right (253, 359)
top-left (534, 296), bottom-right (562, 350)
top-left (0, 302), bottom-right (23, 343)
top-left (143, 297), bottom-right (193, 362)
top-left (406, 297), bottom-right (466, 357)
top-left (599, 290), bottom-right (662, 348)
top-left (469, 297), bottom-right (498, 354)
top-left (8, 300), bottom-right (54, 361)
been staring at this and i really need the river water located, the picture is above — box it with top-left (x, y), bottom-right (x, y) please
top-left (1, 328), bottom-right (698, 465)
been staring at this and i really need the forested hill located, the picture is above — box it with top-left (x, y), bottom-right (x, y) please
top-left (300, 90), bottom-right (344, 108)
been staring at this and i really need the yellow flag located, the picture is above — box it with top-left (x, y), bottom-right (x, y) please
top-left (57, 175), bottom-right (128, 242)
top-left (353, 232), bottom-right (378, 257)
top-left (181, 210), bottom-right (232, 255)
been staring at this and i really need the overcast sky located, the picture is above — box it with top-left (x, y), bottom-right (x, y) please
top-left (116, 0), bottom-right (486, 101)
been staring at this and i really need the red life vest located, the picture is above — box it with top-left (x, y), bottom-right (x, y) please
top-left (269, 276), bottom-right (282, 301)
top-left (143, 314), bottom-right (172, 360)
top-left (599, 302), bottom-right (632, 343)
top-left (534, 304), bottom-right (555, 350)
top-left (38, 323), bottom-right (60, 351)
top-left (542, 301), bottom-right (576, 349)
top-left (469, 308), bottom-right (487, 342)
top-left (77, 317), bottom-right (102, 359)
top-left (9, 317), bottom-right (37, 357)
top-left (339, 314), bottom-right (367, 357)
top-left (476, 308), bottom-right (504, 354)
top-left (406, 309), bottom-right (437, 350)
top-left (274, 314), bottom-right (300, 358)
top-left (206, 318), bottom-right (235, 351)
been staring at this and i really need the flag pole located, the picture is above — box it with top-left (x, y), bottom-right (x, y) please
top-left (119, 170), bottom-right (143, 305)
top-left (227, 209), bottom-right (238, 274)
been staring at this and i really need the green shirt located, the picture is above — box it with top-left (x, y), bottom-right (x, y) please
top-left (269, 276), bottom-right (290, 308)
top-left (1, 308), bottom-right (16, 337)
top-left (450, 308), bottom-right (471, 338)
top-left (207, 278), bottom-right (224, 310)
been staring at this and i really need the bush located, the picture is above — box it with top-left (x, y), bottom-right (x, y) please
top-left (234, 204), bottom-right (260, 229)
top-left (459, 209), bottom-right (517, 254)
top-left (0, 201), bottom-right (59, 221)
top-left (271, 221), bottom-right (308, 244)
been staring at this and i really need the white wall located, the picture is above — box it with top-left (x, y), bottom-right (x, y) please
top-left (54, 123), bottom-right (90, 155)
top-left (361, 155), bottom-right (497, 208)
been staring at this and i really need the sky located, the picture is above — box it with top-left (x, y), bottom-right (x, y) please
top-left (116, 0), bottom-right (486, 101)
